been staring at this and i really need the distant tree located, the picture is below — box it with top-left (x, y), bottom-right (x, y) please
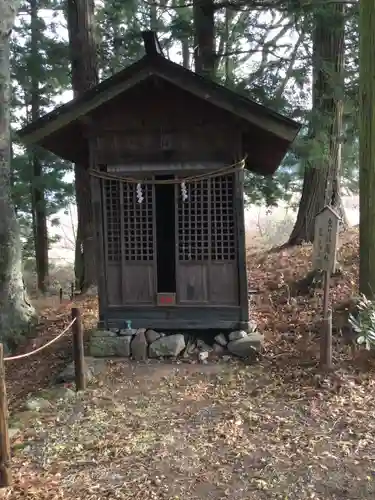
top-left (29, 0), bottom-right (48, 292)
top-left (193, 0), bottom-right (215, 78)
top-left (10, 0), bottom-right (74, 276)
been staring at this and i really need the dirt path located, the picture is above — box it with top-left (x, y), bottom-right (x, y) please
top-left (4, 296), bottom-right (98, 412)
top-left (3, 358), bottom-right (375, 500)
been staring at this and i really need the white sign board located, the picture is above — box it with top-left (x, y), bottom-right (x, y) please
top-left (312, 205), bottom-right (340, 273)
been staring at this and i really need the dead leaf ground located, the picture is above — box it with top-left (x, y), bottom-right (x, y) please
top-left (3, 360), bottom-right (375, 500)
top-left (4, 294), bottom-right (98, 411)
top-left (2, 228), bottom-right (375, 499)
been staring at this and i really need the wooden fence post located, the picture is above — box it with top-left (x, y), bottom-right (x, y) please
top-left (320, 309), bottom-right (333, 370)
top-left (59, 288), bottom-right (63, 303)
top-left (71, 308), bottom-right (86, 391)
top-left (0, 344), bottom-right (11, 487)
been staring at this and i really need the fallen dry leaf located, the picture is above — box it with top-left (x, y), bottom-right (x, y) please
top-left (1, 229), bottom-right (375, 499)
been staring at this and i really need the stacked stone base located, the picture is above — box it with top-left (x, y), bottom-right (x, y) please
top-left (89, 327), bottom-right (263, 362)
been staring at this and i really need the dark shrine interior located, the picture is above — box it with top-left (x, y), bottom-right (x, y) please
top-left (155, 175), bottom-right (176, 293)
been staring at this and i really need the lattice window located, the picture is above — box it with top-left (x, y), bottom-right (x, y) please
top-left (177, 174), bottom-right (236, 261)
top-left (104, 180), bottom-right (154, 262)
top-left (104, 180), bottom-right (121, 262)
top-left (178, 179), bottom-right (210, 261)
top-left (122, 182), bottom-right (154, 261)
top-left (210, 175), bottom-right (236, 260)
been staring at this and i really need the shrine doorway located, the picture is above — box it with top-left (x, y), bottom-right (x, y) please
top-left (154, 176), bottom-right (176, 294)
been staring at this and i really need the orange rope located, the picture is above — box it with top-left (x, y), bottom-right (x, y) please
top-left (4, 318), bottom-right (76, 362)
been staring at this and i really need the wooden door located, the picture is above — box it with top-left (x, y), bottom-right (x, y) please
top-left (208, 175), bottom-right (238, 305)
top-left (103, 178), bottom-right (155, 306)
top-left (176, 179), bottom-right (210, 303)
top-left (176, 173), bottom-right (238, 305)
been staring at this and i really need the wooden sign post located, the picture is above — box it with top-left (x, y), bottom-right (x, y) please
top-left (312, 205), bottom-right (340, 369)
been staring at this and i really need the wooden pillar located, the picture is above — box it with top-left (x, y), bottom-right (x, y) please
top-left (71, 308), bottom-right (86, 391)
top-left (234, 167), bottom-right (249, 328)
top-left (87, 136), bottom-right (108, 325)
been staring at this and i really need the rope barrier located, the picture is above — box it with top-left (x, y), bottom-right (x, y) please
top-left (0, 308), bottom-right (85, 487)
top-left (88, 156), bottom-right (247, 185)
top-left (3, 318), bottom-right (77, 362)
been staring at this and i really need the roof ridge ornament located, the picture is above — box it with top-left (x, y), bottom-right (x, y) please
top-left (141, 30), bottom-right (164, 57)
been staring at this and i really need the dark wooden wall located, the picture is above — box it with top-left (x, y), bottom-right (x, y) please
top-left (89, 77), bottom-right (243, 166)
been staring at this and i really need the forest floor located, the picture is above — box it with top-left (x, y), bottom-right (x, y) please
top-left (2, 227), bottom-right (375, 500)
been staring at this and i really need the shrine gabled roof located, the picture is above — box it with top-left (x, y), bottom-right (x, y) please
top-left (17, 46), bottom-right (301, 174)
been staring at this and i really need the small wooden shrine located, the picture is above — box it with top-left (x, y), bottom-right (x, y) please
top-left (18, 31), bottom-right (300, 331)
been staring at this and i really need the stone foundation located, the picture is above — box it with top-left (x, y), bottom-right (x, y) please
top-left (89, 326), bottom-right (263, 361)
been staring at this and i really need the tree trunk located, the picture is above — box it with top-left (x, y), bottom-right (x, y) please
top-left (224, 8), bottom-right (234, 86)
top-left (193, 0), bottom-right (215, 79)
top-left (288, 2), bottom-right (346, 245)
top-left (0, 2), bottom-right (36, 348)
top-left (66, 0), bottom-right (98, 292)
top-left (359, 0), bottom-right (375, 296)
top-left (30, 0), bottom-right (48, 293)
top-left (149, 0), bottom-right (157, 30)
top-left (181, 38), bottom-right (190, 69)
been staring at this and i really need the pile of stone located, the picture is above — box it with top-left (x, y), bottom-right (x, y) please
top-left (89, 326), bottom-right (263, 361)
top-left (214, 329), bottom-right (263, 359)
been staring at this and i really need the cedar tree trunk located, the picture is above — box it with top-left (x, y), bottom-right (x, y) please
top-left (193, 0), bottom-right (215, 78)
top-left (30, 0), bottom-right (48, 293)
top-left (359, 0), bottom-right (375, 296)
top-left (288, 2), bottom-right (347, 245)
top-left (66, 0), bottom-right (98, 292)
top-left (0, 1), bottom-right (36, 348)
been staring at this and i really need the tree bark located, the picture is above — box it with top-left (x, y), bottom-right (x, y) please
top-left (30, 0), bottom-right (48, 293)
top-left (182, 38), bottom-right (190, 69)
top-left (288, 2), bottom-right (346, 245)
top-left (193, 0), bottom-right (215, 79)
top-left (0, 0), bottom-right (36, 347)
top-left (66, 0), bottom-right (98, 292)
top-left (224, 8), bottom-right (234, 86)
top-left (149, 0), bottom-right (157, 30)
top-left (359, 0), bottom-right (375, 297)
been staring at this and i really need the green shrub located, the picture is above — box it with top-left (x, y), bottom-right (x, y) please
top-left (349, 294), bottom-right (375, 350)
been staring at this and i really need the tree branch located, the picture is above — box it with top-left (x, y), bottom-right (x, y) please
top-left (141, 0), bottom-right (357, 13)
top-left (274, 30), bottom-right (304, 100)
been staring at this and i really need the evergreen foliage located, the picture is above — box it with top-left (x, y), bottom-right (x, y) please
top-left (10, 0), bottom-right (361, 261)
top-left (10, 0), bottom-right (73, 259)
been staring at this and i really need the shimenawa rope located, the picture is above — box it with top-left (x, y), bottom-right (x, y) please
top-left (88, 156), bottom-right (247, 185)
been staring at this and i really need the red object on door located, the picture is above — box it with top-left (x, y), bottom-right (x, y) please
top-left (157, 293), bottom-right (176, 306)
